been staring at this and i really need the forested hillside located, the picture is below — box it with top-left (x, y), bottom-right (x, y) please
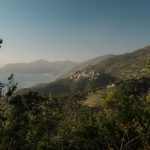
top-left (1, 46), bottom-right (150, 149)
top-left (24, 46), bottom-right (150, 96)
top-left (22, 73), bottom-right (117, 96)
top-left (93, 46), bottom-right (150, 78)
top-left (1, 74), bottom-right (150, 149)
top-left (61, 54), bottom-right (115, 78)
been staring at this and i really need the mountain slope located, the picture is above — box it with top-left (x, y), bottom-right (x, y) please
top-left (93, 46), bottom-right (150, 78)
top-left (21, 45), bottom-right (150, 96)
top-left (0, 59), bottom-right (78, 75)
top-left (61, 54), bottom-right (115, 78)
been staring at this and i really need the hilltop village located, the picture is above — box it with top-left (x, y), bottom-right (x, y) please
top-left (70, 70), bottom-right (100, 81)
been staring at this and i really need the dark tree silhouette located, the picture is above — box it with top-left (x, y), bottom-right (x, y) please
top-left (0, 39), bottom-right (3, 48)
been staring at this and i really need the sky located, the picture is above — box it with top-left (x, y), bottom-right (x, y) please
top-left (0, 0), bottom-right (150, 65)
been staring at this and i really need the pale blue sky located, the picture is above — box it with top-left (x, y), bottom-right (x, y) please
top-left (0, 0), bottom-right (150, 65)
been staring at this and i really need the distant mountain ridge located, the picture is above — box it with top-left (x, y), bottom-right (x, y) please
top-left (61, 54), bottom-right (115, 78)
top-left (22, 45), bottom-right (150, 96)
top-left (0, 59), bottom-right (78, 75)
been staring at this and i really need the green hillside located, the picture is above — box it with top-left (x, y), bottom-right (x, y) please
top-left (60, 54), bottom-right (115, 78)
top-left (2, 73), bottom-right (150, 149)
top-left (2, 46), bottom-right (150, 149)
top-left (82, 46), bottom-right (150, 106)
top-left (23, 46), bottom-right (150, 96)
top-left (22, 73), bottom-right (117, 96)
top-left (83, 90), bottom-right (105, 106)
top-left (93, 46), bottom-right (150, 78)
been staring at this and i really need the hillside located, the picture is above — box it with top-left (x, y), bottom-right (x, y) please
top-left (0, 59), bottom-right (78, 75)
top-left (93, 46), bottom-right (150, 78)
top-left (61, 54), bottom-right (115, 78)
top-left (21, 73), bottom-right (117, 96)
top-left (81, 46), bottom-right (150, 106)
top-left (2, 74), bottom-right (150, 149)
top-left (23, 45), bottom-right (150, 96)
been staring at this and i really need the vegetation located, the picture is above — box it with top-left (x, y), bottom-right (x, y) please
top-left (22, 73), bottom-right (117, 96)
top-left (1, 73), bottom-right (150, 149)
top-left (61, 54), bottom-right (115, 78)
top-left (23, 46), bottom-right (150, 97)
top-left (1, 45), bottom-right (150, 149)
top-left (94, 46), bottom-right (150, 78)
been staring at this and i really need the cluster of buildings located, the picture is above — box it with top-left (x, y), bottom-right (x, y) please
top-left (70, 70), bottom-right (100, 81)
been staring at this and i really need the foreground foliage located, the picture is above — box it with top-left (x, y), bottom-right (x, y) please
top-left (0, 75), bottom-right (150, 149)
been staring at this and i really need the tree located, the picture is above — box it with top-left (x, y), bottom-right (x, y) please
top-left (0, 39), bottom-right (3, 48)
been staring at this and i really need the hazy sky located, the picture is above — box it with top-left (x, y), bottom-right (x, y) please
top-left (0, 0), bottom-right (150, 65)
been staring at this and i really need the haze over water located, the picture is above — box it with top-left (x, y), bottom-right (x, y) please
top-left (0, 73), bottom-right (57, 89)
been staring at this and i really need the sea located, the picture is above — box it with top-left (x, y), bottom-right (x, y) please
top-left (0, 73), bottom-right (57, 89)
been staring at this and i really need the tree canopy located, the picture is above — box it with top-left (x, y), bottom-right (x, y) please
top-left (0, 75), bottom-right (150, 149)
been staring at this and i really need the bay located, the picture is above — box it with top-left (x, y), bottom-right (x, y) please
top-left (0, 73), bottom-right (57, 89)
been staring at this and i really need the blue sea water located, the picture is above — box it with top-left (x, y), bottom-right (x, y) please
top-left (0, 73), bottom-right (57, 89)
